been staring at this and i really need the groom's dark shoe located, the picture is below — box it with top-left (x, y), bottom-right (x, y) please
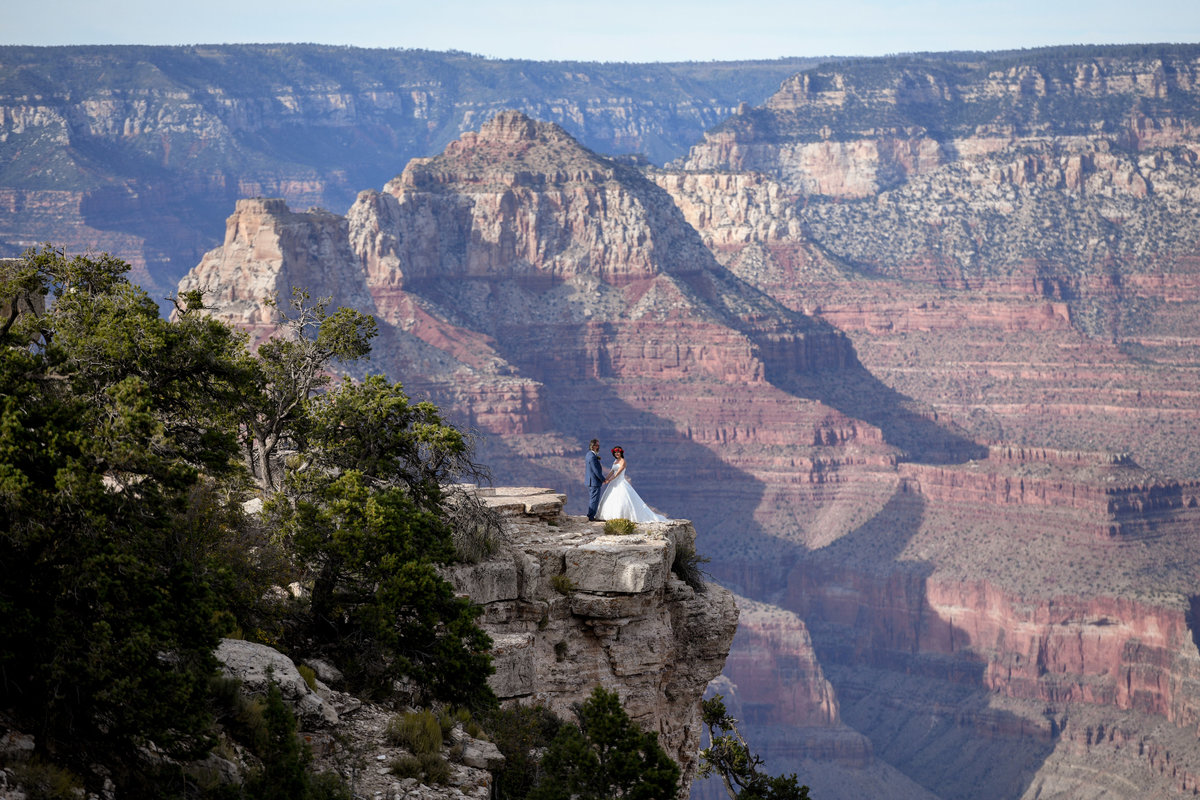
top-left (587, 516), bottom-right (596, 521)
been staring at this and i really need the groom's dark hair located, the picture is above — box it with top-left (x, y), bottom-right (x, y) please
top-left (589, 438), bottom-right (599, 447)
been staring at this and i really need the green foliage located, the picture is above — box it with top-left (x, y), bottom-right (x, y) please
top-left (386, 710), bottom-right (444, 755)
top-left (550, 573), bottom-right (577, 595)
top-left (529, 687), bottom-right (680, 800)
top-left (388, 754), bottom-right (424, 780)
top-left (446, 487), bottom-right (503, 563)
top-left (297, 664), bottom-right (318, 690)
top-left (671, 543), bottom-right (711, 593)
top-left (603, 518), bottom-right (637, 535)
top-left (6, 758), bottom-right (84, 800)
top-left (482, 704), bottom-right (564, 800)
top-left (242, 290), bottom-right (377, 494)
top-left (417, 752), bottom-right (452, 785)
top-left (304, 374), bottom-right (477, 503)
top-left (272, 473), bottom-right (494, 707)
top-left (388, 752), bottom-right (451, 785)
top-left (0, 247), bottom-right (494, 791)
top-left (210, 676), bottom-right (269, 752)
top-left (244, 682), bottom-right (310, 800)
top-left (0, 246), bottom-right (249, 785)
top-left (304, 772), bottom-right (353, 800)
top-left (435, 708), bottom-right (460, 739)
top-left (257, 323), bottom-right (496, 708)
top-left (236, 681), bottom-right (352, 800)
top-left (699, 696), bottom-right (810, 800)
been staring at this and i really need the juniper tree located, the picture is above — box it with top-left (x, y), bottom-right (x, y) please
top-left (0, 246), bottom-right (497, 793)
top-left (529, 687), bottom-right (680, 800)
top-left (699, 695), bottom-right (811, 800)
top-left (0, 247), bottom-right (251, 785)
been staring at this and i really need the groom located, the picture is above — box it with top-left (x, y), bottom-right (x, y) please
top-left (585, 438), bottom-right (606, 521)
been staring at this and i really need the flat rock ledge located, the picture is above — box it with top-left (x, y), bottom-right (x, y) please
top-left (446, 485), bottom-right (739, 793)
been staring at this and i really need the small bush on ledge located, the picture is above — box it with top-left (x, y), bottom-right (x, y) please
top-left (603, 518), bottom-right (637, 536)
top-left (672, 543), bottom-right (710, 593)
top-left (551, 573), bottom-right (577, 595)
top-left (386, 709), bottom-right (443, 754)
top-left (389, 752), bottom-right (451, 785)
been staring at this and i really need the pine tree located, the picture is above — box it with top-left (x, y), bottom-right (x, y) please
top-left (529, 687), bottom-right (680, 800)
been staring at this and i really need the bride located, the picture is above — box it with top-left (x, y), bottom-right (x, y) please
top-left (596, 446), bottom-right (669, 523)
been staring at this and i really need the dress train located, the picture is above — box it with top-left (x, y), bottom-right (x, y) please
top-left (596, 461), bottom-right (668, 523)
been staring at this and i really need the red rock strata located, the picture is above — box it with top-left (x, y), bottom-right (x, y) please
top-left (181, 101), bottom-right (1200, 798)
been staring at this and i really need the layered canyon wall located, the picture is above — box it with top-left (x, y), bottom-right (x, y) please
top-left (0, 45), bottom-right (813, 299)
top-left (658, 46), bottom-right (1200, 480)
top-left (660, 48), bottom-right (1200, 798)
top-left (169, 46), bottom-right (1200, 799)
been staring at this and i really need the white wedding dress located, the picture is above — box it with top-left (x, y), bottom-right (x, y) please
top-left (596, 460), bottom-right (669, 523)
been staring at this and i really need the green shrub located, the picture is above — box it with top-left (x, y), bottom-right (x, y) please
top-left (435, 708), bottom-right (457, 740)
top-left (480, 705), bottom-right (565, 800)
top-left (388, 753), bottom-right (450, 785)
top-left (386, 709), bottom-right (443, 755)
top-left (419, 752), bottom-right (452, 784)
top-left (437, 706), bottom-right (485, 740)
top-left (297, 664), bottom-right (318, 691)
top-left (306, 772), bottom-right (352, 800)
top-left (671, 543), bottom-right (711, 593)
top-left (554, 641), bottom-right (569, 662)
top-left (529, 687), bottom-right (680, 799)
top-left (446, 488), bottom-right (503, 564)
top-left (8, 758), bottom-right (83, 800)
top-left (256, 681), bottom-right (308, 799)
top-left (603, 518), bottom-right (637, 535)
top-left (388, 755), bottom-right (423, 780)
top-left (209, 676), bottom-right (272, 755)
top-left (550, 573), bottom-right (576, 595)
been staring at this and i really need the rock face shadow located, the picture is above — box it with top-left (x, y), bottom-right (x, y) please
top-left (1187, 595), bottom-right (1200, 653)
top-left (709, 483), bottom-right (1058, 800)
top-left (763, 341), bottom-right (989, 466)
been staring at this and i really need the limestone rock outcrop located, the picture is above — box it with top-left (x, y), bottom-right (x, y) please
top-left (205, 487), bottom-right (733, 799)
top-left (445, 486), bottom-right (738, 790)
top-left (179, 197), bottom-right (377, 342)
top-left (215, 638), bottom-right (340, 728)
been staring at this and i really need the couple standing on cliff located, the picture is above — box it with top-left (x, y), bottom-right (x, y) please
top-left (585, 438), bottom-right (669, 523)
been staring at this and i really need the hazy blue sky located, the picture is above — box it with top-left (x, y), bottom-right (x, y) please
top-left (3, 0), bottom-right (1197, 61)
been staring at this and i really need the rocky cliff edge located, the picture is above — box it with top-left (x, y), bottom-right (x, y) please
top-left (446, 486), bottom-right (738, 791)
top-left (204, 486), bottom-right (736, 800)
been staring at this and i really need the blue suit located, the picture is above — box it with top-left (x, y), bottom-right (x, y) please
top-left (585, 448), bottom-right (605, 520)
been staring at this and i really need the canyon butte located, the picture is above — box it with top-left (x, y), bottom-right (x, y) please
top-left (9, 43), bottom-right (1200, 799)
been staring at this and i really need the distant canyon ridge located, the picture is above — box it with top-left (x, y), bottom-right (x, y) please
top-left (10, 43), bottom-right (1200, 799)
top-left (0, 45), bottom-right (816, 298)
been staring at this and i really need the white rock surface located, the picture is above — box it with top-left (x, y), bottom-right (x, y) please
top-left (215, 638), bottom-right (339, 727)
